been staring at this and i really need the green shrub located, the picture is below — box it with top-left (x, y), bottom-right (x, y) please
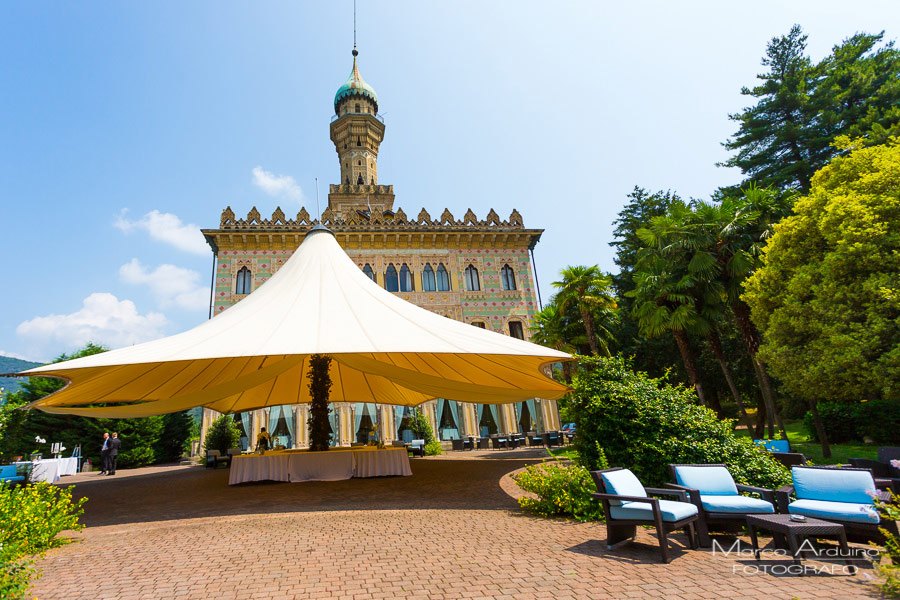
top-left (513, 460), bottom-right (605, 522)
top-left (855, 399), bottom-right (900, 445)
top-left (424, 440), bottom-right (442, 456)
top-left (569, 355), bottom-right (791, 489)
top-left (0, 541), bottom-right (33, 600)
top-left (203, 415), bottom-right (242, 454)
top-left (874, 492), bottom-right (900, 597)
top-left (802, 400), bottom-right (900, 445)
top-left (408, 409), bottom-right (436, 444)
top-left (0, 482), bottom-right (87, 598)
top-left (802, 401), bottom-right (859, 443)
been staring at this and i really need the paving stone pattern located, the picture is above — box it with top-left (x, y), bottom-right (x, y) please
top-left (33, 452), bottom-right (877, 599)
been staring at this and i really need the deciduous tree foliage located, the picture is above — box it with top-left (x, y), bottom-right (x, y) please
top-left (744, 139), bottom-right (900, 403)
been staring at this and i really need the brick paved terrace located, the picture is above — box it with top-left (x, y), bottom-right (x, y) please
top-left (33, 450), bottom-right (879, 599)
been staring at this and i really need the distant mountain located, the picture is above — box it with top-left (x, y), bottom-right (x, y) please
top-left (0, 356), bottom-right (43, 398)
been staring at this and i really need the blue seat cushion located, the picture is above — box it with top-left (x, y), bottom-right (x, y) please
top-left (610, 499), bottom-right (699, 522)
top-left (674, 466), bottom-right (738, 496)
top-left (700, 494), bottom-right (774, 514)
top-left (789, 499), bottom-right (879, 524)
top-left (0, 476), bottom-right (25, 483)
top-left (600, 469), bottom-right (647, 506)
top-left (792, 467), bottom-right (877, 503)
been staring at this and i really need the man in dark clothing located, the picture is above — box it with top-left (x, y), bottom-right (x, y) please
top-left (100, 432), bottom-right (110, 475)
top-left (108, 432), bottom-right (121, 475)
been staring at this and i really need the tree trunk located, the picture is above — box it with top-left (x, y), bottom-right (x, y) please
top-left (755, 396), bottom-right (766, 438)
top-left (731, 301), bottom-right (788, 441)
top-left (808, 399), bottom-right (832, 459)
top-left (579, 305), bottom-right (600, 356)
top-left (707, 386), bottom-right (723, 418)
top-left (673, 330), bottom-right (707, 406)
top-left (707, 330), bottom-right (754, 432)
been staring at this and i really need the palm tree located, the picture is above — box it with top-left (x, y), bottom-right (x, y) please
top-left (552, 266), bottom-right (618, 357)
top-left (644, 188), bottom-right (793, 442)
top-left (529, 304), bottom-right (580, 383)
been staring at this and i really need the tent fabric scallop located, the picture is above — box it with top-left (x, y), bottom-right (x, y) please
top-left (20, 227), bottom-right (572, 418)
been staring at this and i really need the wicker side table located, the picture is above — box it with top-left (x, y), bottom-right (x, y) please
top-left (747, 513), bottom-right (851, 568)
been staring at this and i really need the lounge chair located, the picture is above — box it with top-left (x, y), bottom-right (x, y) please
top-left (754, 439), bottom-right (790, 453)
top-left (206, 450), bottom-right (225, 468)
top-left (771, 452), bottom-right (807, 467)
top-left (666, 464), bottom-right (776, 547)
top-left (225, 448), bottom-right (242, 468)
top-left (408, 439), bottom-right (425, 457)
top-left (451, 439), bottom-right (464, 451)
top-left (526, 431), bottom-right (544, 447)
top-left (0, 464), bottom-right (26, 486)
top-left (391, 440), bottom-right (407, 448)
top-left (776, 466), bottom-right (900, 545)
top-left (490, 434), bottom-right (507, 450)
top-left (849, 446), bottom-right (900, 493)
top-left (476, 437), bottom-right (490, 450)
top-left (590, 467), bottom-right (698, 563)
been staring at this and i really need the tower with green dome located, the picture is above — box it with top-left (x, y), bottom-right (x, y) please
top-left (328, 46), bottom-right (394, 216)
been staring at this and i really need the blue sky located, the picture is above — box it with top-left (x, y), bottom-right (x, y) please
top-left (1, 1), bottom-right (897, 362)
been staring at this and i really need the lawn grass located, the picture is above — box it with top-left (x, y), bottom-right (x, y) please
top-left (734, 419), bottom-right (878, 465)
top-left (554, 420), bottom-right (880, 466)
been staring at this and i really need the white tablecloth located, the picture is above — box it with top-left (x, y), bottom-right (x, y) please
top-left (229, 448), bottom-right (412, 485)
top-left (15, 457), bottom-right (79, 483)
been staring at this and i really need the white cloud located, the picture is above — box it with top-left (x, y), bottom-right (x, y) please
top-left (114, 209), bottom-right (208, 255)
top-left (119, 258), bottom-right (209, 311)
top-left (16, 293), bottom-right (168, 356)
top-left (252, 166), bottom-right (304, 204)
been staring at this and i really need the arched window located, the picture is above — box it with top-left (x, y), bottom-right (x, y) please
top-left (362, 264), bottom-right (375, 282)
top-left (436, 263), bottom-right (450, 291)
top-left (355, 103), bottom-right (361, 113)
top-left (465, 265), bottom-right (480, 291)
top-left (501, 264), bottom-right (517, 290)
top-left (235, 266), bottom-right (252, 294)
top-left (357, 136), bottom-right (361, 146)
top-left (357, 174), bottom-right (364, 184)
top-left (384, 264), bottom-right (399, 292)
top-left (422, 264), bottom-right (436, 291)
top-left (399, 263), bottom-right (414, 292)
top-left (509, 320), bottom-right (525, 340)
top-left (471, 321), bottom-right (486, 329)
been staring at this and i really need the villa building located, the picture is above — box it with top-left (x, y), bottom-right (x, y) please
top-left (199, 48), bottom-right (561, 449)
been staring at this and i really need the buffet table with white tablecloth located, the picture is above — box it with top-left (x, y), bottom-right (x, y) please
top-left (229, 447), bottom-right (412, 485)
top-left (14, 457), bottom-right (79, 483)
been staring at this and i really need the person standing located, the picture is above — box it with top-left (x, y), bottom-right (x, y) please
top-left (100, 432), bottom-right (110, 475)
top-left (107, 432), bottom-right (121, 475)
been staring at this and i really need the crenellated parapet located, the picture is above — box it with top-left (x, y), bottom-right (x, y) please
top-left (218, 206), bottom-right (527, 231)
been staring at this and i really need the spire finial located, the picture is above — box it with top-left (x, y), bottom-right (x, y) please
top-left (352, 0), bottom-right (357, 55)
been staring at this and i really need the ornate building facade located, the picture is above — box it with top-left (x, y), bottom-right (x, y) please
top-left (199, 49), bottom-right (561, 449)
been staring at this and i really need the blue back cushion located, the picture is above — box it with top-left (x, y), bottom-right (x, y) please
top-left (674, 466), bottom-right (738, 495)
top-left (600, 469), bottom-right (646, 506)
top-left (769, 440), bottom-right (790, 453)
top-left (792, 467), bottom-right (876, 503)
top-left (0, 465), bottom-right (16, 478)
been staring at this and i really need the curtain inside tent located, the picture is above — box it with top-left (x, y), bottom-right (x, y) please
top-left (394, 405), bottom-right (404, 438)
top-left (283, 406), bottom-right (294, 448)
top-left (240, 412), bottom-right (251, 450)
top-left (514, 402), bottom-right (523, 430)
top-left (328, 404), bottom-right (338, 446)
top-left (528, 399), bottom-right (543, 432)
top-left (268, 405), bottom-right (282, 445)
top-left (354, 403), bottom-right (364, 442)
top-left (435, 399), bottom-right (445, 438)
top-left (489, 405), bottom-right (499, 432)
top-left (476, 404), bottom-right (485, 436)
top-left (448, 400), bottom-right (460, 439)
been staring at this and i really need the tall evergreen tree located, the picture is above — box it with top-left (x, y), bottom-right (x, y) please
top-left (721, 25), bottom-right (817, 191)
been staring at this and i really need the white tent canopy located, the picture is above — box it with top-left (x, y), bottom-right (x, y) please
top-left (20, 227), bottom-right (572, 418)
